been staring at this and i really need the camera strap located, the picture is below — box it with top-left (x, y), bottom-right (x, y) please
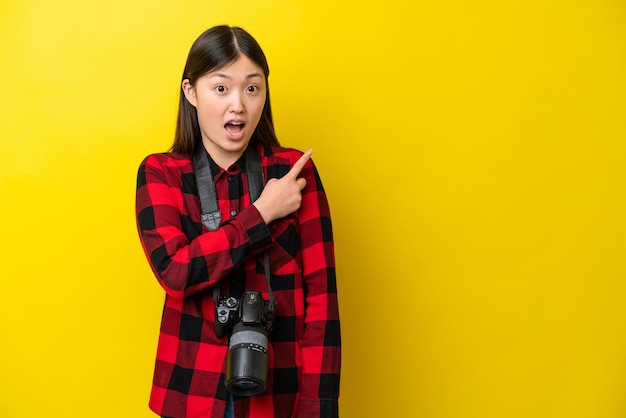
top-left (193, 144), bottom-right (275, 312)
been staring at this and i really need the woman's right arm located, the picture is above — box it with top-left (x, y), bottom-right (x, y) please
top-left (135, 154), bottom-right (272, 299)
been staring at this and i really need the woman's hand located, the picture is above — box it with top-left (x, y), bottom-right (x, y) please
top-left (253, 150), bottom-right (312, 224)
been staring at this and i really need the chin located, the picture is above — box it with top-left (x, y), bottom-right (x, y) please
top-left (228, 139), bottom-right (252, 151)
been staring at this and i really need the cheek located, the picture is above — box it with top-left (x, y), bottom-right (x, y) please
top-left (197, 108), bottom-right (223, 131)
top-left (197, 101), bottom-right (221, 120)
top-left (253, 99), bottom-right (266, 120)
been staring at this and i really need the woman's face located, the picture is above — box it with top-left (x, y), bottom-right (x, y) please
top-left (183, 54), bottom-right (266, 168)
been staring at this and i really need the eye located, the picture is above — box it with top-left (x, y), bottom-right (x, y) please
top-left (216, 85), bottom-right (227, 93)
top-left (246, 85), bottom-right (259, 93)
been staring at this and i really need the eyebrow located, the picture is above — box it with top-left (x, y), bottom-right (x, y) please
top-left (209, 72), bottom-right (264, 80)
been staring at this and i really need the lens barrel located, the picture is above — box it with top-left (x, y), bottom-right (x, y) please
top-left (226, 324), bottom-right (269, 396)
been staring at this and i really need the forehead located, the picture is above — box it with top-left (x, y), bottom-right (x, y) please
top-left (207, 54), bottom-right (265, 79)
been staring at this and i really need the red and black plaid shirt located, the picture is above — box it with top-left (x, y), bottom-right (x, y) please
top-left (136, 143), bottom-right (340, 418)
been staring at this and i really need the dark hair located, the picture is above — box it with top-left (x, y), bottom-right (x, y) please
top-left (171, 25), bottom-right (279, 154)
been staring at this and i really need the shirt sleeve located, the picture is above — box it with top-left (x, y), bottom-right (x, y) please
top-left (135, 154), bottom-right (272, 299)
top-left (295, 158), bottom-right (342, 418)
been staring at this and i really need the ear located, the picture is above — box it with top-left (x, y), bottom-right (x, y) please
top-left (181, 79), bottom-right (197, 107)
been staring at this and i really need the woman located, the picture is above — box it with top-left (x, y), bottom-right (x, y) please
top-left (135, 25), bottom-right (341, 418)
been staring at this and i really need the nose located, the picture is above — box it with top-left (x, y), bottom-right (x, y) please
top-left (230, 92), bottom-right (244, 114)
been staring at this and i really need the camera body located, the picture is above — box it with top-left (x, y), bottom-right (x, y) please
top-left (214, 291), bottom-right (275, 396)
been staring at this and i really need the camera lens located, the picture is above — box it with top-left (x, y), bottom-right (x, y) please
top-left (226, 323), bottom-right (269, 397)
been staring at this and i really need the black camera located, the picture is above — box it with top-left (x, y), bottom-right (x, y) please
top-left (215, 291), bottom-right (275, 396)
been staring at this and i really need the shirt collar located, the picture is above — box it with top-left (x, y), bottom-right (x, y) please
top-left (206, 151), bottom-right (246, 181)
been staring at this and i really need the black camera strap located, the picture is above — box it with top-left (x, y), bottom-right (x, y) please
top-left (193, 144), bottom-right (275, 312)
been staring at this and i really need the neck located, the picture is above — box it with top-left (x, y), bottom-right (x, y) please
top-left (201, 141), bottom-right (245, 169)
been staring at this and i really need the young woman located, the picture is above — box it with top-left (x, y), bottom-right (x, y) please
top-left (135, 26), bottom-right (341, 418)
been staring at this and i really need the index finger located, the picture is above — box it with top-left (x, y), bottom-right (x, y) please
top-left (286, 149), bottom-right (312, 179)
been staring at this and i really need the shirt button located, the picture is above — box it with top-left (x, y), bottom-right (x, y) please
top-left (230, 210), bottom-right (237, 216)
top-left (228, 176), bottom-right (234, 182)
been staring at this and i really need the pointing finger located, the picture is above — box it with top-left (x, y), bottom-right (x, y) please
top-left (286, 149), bottom-right (312, 179)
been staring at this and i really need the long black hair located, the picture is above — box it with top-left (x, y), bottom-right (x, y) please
top-left (171, 25), bottom-right (279, 154)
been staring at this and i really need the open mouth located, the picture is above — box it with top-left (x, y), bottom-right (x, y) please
top-left (225, 121), bottom-right (245, 135)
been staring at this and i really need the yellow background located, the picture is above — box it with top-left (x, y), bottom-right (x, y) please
top-left (1, 1), bottom-right (625, 417)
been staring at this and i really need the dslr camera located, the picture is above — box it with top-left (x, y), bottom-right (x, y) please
top-left (214, 291), bottom-right (275, 396)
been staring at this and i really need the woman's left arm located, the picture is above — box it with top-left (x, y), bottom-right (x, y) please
top-left (296, 158), bottom-right (341, 418)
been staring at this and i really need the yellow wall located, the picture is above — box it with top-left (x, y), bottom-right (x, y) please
top-left (1, 1), bottom-right (625, 417)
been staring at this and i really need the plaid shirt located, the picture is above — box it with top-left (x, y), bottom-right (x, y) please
top-left (135, 143), bottom-right (340, 418)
